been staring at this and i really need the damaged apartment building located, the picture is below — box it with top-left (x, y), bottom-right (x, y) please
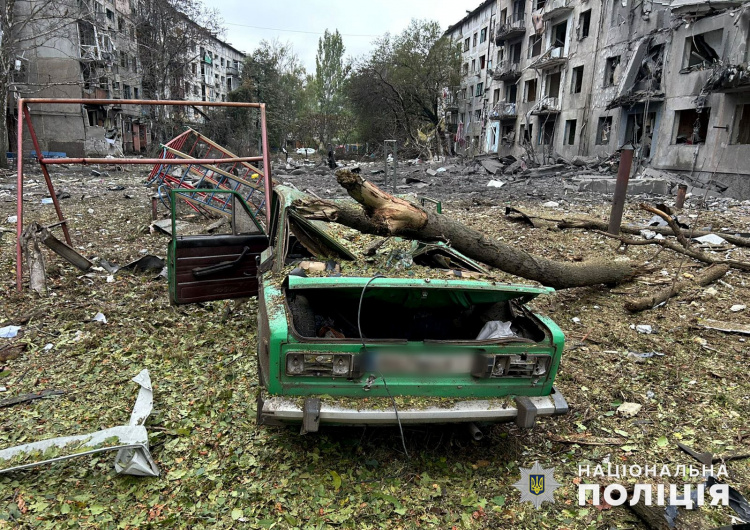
top-left (443, 0), bottom-right (750, 198)
top-left (7, 0), bottom-right (244, 157)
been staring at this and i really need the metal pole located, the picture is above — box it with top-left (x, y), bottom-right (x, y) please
top-left (15, 99), bottom-right (24, 291)
top-left (383, 142), bottom-right (388, 190)
top-left (608, 144), bottom-right (635, 235)
top-left (23, 98), bottom-right (263, 108)
top-left (39, 156), bottom-right (263, 165)
top-left (23, 105), bottom-right (71, 245)
top-left (260, 104), bottom-right (272, 228)
top-left (393, 142), bottom-right (398, 194)
top-left (151, 195), bottom-right (159, 221)
top-left (675, 184), bottom-right (688, 209)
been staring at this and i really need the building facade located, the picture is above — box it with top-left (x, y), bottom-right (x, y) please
top-left (183, 36), bottom-right (244, 122)
top-left (10, 0), bottom-right (245, 157)
top-left (444, 0), bottom-right (750, 197)
top-left (444, 0), bottom-right (497, 155)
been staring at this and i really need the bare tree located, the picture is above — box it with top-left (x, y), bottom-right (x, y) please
top-left (134, 0), bottom-right (223, 145)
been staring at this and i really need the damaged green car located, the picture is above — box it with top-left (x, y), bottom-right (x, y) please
top-left (168, 186), bottom-right (568, 433)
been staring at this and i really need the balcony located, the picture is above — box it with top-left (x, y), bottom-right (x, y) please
top-left (489, 102), bottom-right (518, 120)
top-left (531, 96), bottom-right (561, 114)
top-left (226, 65), bottom-right (239, 77)
top-left (543, 0), bottom-right (573, 20)
top-left (493, 61), bottom-right (522, 81)
top-left (494, 17), bottom-right (526, 44)
top-left (532, 46), bottom-right (567, 69)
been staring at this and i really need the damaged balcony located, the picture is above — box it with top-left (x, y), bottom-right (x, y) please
top-left (532, 47), bottom-right (567, 70)
top-left (543, 0), bottom-right (573, 20)
top-left (702, 64), bottom-right (750, 93)
top-left (670, 0), bottom-right (746, 16)
top-left (531, 96), bottom-right (560, 115)
top-left (493, 61), bottom-right (522, 81)
top-left (489, 102), bottom-right (518, 120)
top-left (494, 17), bottom-right (526, 44)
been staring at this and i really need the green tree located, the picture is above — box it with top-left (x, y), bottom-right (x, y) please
top-left (314, 29), bottom-right (347, 146)
top-left (347, 19), bottom-right (460, 157)
top-left (240, 39), bottom-right (306, 151)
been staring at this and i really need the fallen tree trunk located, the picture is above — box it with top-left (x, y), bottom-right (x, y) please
top-left (597, 231), bottom-right (750, 272)
top-left (624, 264), bottom-right (729, 312)
top-left (20, 223), bottom-right (47, 295)
top-left (293, 170), bottom-right (638, 289)
top-left (505, 207), bottom-right (750, 248)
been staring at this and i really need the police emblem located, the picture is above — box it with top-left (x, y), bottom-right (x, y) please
top-left (513, 462), bottom-right (561, 509)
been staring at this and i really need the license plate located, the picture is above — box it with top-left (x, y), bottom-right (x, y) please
top-left (364, 351), bottom-right (475, 375)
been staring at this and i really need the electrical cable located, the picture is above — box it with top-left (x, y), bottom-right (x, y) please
top-left (357, 274), bottom-right (410, 459)
top-left (224, 22), bottom-right (378, 38)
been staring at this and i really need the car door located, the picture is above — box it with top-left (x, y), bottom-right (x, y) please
top-left (168, 189), bottom-right (269, 305)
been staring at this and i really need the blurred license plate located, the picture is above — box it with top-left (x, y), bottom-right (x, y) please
top-left (365, 351), bottom-right (474, 375)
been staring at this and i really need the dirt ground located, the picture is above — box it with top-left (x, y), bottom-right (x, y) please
top-left (0, 160), bottom-right (748, 529)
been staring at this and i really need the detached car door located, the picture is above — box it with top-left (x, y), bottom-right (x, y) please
top-left (168, 189), bottom-right (269, 304)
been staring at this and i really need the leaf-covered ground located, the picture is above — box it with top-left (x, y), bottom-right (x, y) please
top-left (0, 167), bottom-right (748, 529)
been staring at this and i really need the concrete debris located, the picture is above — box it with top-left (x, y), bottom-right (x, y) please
top-left (0, 369), bottom-right (159, 477)
top-left (693, 234), bottom-right (727, 245)
top-left (575, 177), bottom-right (670, 195)
top-left (487, 180), bottom-right (505, 188)
top-left (503, 160), bottom-right (525, 175)
top-left (150, 219), bottom-right (189, 236)
top-left (617, 402), bottom-right (642, 417)
top-left (730, 304), bottom-right (746, 312)
top-left (521, 164), bottom-right (566, 178)
top-left (542, 201), bottom-right (560, 208)
top-left (480, 159), bottom-right (504, 175)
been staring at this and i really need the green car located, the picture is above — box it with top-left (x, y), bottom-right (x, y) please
top-left (168, 186), bottom-right (568, 433)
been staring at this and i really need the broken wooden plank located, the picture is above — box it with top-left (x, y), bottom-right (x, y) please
top-left (39, 227), bottom-right (92, 271)
top-left (696, 319), bottom-right (750, 335)
top-left (0, 390), bottom-right (65, 408)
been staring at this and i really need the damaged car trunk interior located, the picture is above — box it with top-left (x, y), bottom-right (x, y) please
top-left (285, 286), bottom-right (549, 343)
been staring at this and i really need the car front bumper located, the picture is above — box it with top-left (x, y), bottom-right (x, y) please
top-left (257, 387), bottom-right (568, 431)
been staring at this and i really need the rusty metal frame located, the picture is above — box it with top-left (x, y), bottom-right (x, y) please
top-left (15, 98), bottom-right (272, 291)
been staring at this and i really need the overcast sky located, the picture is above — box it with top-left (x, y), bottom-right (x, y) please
top-left (217, 0), bottom-right (476, 72)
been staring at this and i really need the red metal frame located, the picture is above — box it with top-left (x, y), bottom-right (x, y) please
top-left (15, 98), bottom-right (273, 291)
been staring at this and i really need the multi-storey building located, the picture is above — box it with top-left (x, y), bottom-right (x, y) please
top-left (9, 0), bottom-right (244, 157)
top-left (10, 0), bottom-right (145, 156)
top-left (444, 0), bottom-right (498, 155)
top-left (183, 36), bottom-right (244, 121)
top-left (445, 0), bottom-right (750, 197)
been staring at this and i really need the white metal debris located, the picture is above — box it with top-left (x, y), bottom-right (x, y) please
top-left (0, 369), bottom-right (159, 477)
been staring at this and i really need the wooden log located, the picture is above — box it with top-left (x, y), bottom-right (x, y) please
top-left (624, 264), bottom-right (729, 312)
